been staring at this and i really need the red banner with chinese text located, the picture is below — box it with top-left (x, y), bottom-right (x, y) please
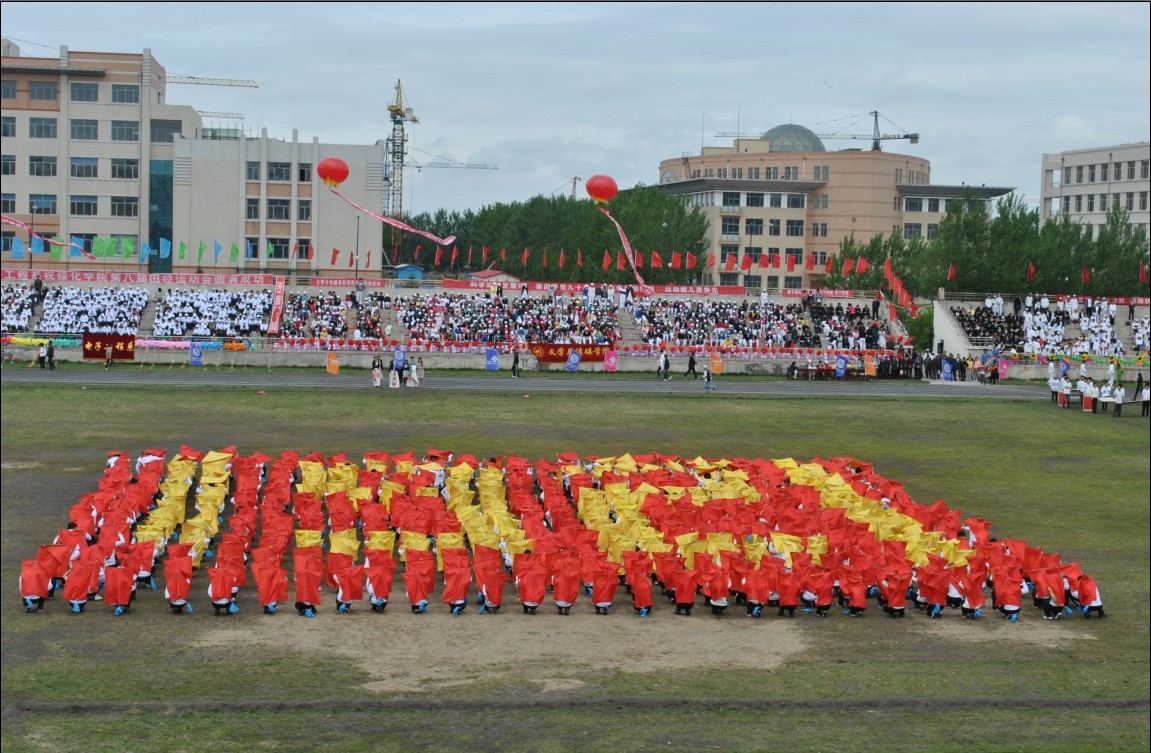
top-left (528, 343), bottom-right (609, 363)
top-left (82, 334), bottom-right (136, 361)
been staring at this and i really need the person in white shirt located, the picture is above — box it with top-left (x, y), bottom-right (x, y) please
top-left (1113, 383), bottom-right (1126, 418)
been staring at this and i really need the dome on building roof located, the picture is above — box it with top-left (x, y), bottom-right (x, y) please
top-left (760, 123), bottom-right (826, 153)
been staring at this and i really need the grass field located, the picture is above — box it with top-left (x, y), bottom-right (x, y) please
top-left (1, 380), bottom-right (1148, 753)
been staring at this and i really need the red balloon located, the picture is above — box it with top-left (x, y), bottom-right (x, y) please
top-left (585, 174), bottom-right (618, 203)
top-left (317, 157), bottom-right (350, 188)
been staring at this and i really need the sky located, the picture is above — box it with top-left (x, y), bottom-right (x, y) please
top-left (3, 2), bottom-right (1149, 217)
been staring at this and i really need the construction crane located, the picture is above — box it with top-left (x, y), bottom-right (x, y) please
top-left (384, 79), bottom-right (418, 246)
top-left (167, 74), bottom-right (258, 88)
top-left (407, 148), bottom-right (498, 172)
top-left (197, 111), bottom-right (244, 119)
top-left (717, 111), bottom-right (918, 151)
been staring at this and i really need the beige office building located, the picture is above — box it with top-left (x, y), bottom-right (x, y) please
top-left (1038, 142), bottom-right (1150, 236)
top-left (658, 124), bottom-right (1011, 289)
top-left (1, 39), bottom-right (385, 278)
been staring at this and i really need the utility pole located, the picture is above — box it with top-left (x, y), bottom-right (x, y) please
top-left (354, 215), bottom-right (361, 278)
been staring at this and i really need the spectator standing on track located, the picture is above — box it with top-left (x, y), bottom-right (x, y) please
top-left (46, 340), bottom-right (55, 370)
top-left (684, 351), bottom-right (699, 379)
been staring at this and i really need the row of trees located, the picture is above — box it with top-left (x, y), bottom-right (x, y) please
top-left (822, 194), bottom-right (1150, 297)
top-left (382, 188), bottom-right (711, 284)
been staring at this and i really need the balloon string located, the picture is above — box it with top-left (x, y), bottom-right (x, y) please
top-left (329, 190), bottom-right (456, 246)
top-left (597, 207), bottom-right (653, 296)
top-left (2, 215), bottom-right (94, 257)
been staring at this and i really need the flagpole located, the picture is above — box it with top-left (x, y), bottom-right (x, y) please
top-left (355, 215), bottom-right (361, 279)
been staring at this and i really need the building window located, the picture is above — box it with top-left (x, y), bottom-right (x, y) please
top-left (904, 223), bottom-right (922, 239)
top-left (29, 156), bottom-right (57, 177)
top-left (29, 117), bottom-right (57, 138)
top-left (111, 120), bottom-right (139, 142)
top-left (785, 248), bottom-right (802, 264)
top-left (1075, 166), bottom-right (1083, 183)
top-left (1088, 164), bottom-right (1096, 182)
top-left (1100, 163), bottom-right (1109, 182)
top-left (1063, 167), bottom-right (1072, 185)
top-left (745, 218), bottom-right (763, 236)
top-left (722, 191), bottom-right (740, 208)
top-left (111, 84), bottom-right (140, 104)
top-left (785, 219), bottom-right (804, 237)
top-left (1, 154), bottom-right (13, 176)
top-left (298, 199), bottom-right (311, 222)
top-left (70, 195), bottom-right (98, 216)
top-left (111, 158), bottom-right (139, 180)
top-left (927, 224), bottom-right (939, 240)
top-left (1, 194), bottom-right (14, 213)
top-left (811, 223), bottom-right (819, 238)
top-left (1074, 195), bottom-right (1082, 212)
top-left (784, 276), bottom-right (802, 290)
top-left (748, 167), bottom-right (760, 180)
top-left (110, 196), bottom-right (139, 217)
top-left (732, 167), bottom-right (743, 180)
top-left (70, 157), bottom-right (98, 178)
top-left (1, 80), bottom-right (14, 99)
top-left (30, 194), bottom-right (57, 214)
top-left (1127, 192), bottom-right (1135, 211)
top-left (267, 162), bottom-right (292, 181)
top-left (1087, 194), bottom-right (1095, 212)
top-left (717, 168), bottom-right (727, 179)
top-left (1128, 161), bottom-right (1136, 180)
top-left (768, 219), bottom-right (781, 236)
top-left (787, 194), bottom-right (805, 209)
top-left (1, 116), bottom-right (14, 137)
top-left (1142, 160), bottom-right (1149, 179)
top-left (70, 118), bottom-right (99, 140)
top-left (927, 198), bottom-right (940, 212)
top-left (150, 120), bottom-right (182, 143)
top-left (246, 161), bottom-right (260, 181)
top-left (1062, 196), bottom-right (1071, 213)
top-left (744, 247), bottom-right (762, 264)
top-left (245, 237), bottom-right (260, 260)
top-left (783, 166), bottom-right (795, 180)
top-left (721, 216), bottom-right (740, 237)
top-left (297, 239), bottom-right (311, 259)
top-left (1, 232), bottom-right (13, 253)
top-left (1114, 162), bottom-right (1122, 180)
top-left (769, 193), bottom-right (782, 208)
top-left (895, 168), bottom-right (904, 184)
top-left (29, 81), bottom-right (57, 101)
top-left (1141, 192), bottom-right (1148, 211)
top-left (267, 199), bottom-right (291, 221)
top-left (746, 192), bottom-right (764, 207)
top-left (904, 197), bottom-right (923, 212)
top-left (71, 82), bottom-right (98, 102)
top-left (1100, 194), bottom-right (1107, 211)
top-left (720, 244), bottom-right (738, 262)
top-left (246, 198), bottom-right (260, 220)
top-left (268, 238), bottom-right (290, 259)
top-left (298, 163), bottom-right (312, 182)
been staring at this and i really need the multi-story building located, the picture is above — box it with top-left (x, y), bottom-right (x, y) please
top-left (1, 39), bottom-right (385, 278)
top-left (658, 123), bottom-right (1012, 289)
top-left (1038, 142), bottom-right (1150, 237)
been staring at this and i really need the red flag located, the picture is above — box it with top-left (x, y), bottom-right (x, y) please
top-left (558, 249), bottom-right (565, 268)
top-left (307, 243), bottom-right (315, 261)
top-left (651, 250), bottom-right (662, 268)
top-left (617, 251), bottom-right (626, 271)
top-left (806, 254), bottom-right (815, 271)
top-left (825, 256), bottom-right (834, 274)
top-left (291, 242), bottom-right (299, 260)
top-left (947, 263), bottom-right (956, 282)
top-left (856, 257), bottom-right (869, 275)
top-left (671, 252), bottom-right (682, 269)
top-left (1081, 264), bottom-right (1090, 285)
top-left (542, 249), bottom-right (548, 269)
top-left (759, 252), bottom-right (770, 269)
top-left (414, 244), bottom-right (422, 262)
top-left (435, 246), bottom-right (444, 265)
top-left (842, 257), bottom-right (856, 276)
top-left (771, 253), bottom-right (781, 269)
top-left (787, 255), bottom-right (796, 273)
top-left (884, 257), bottom-right (893, 277)
top-left (602, 250), bottom-right (611, 270)
top-left (521, 248), bottom-right (530, 266)
top-left (1141, 261), bottom-right (1149, 284)
top-left (577, 249), bottom-right (583, 268)
top-left (450, 246), bottom-right (458, 266)
top-left (365, 250), bottom-right (371, 268)
top-left (725, 254), bottom-right (737, 272)
top-left (1026, 261), bottom-right (1036, 283)
top-left (483, 246), bottom-right (490, 263)
top-left (740, 253), bottom-right (752, 271)
top-left (468, 246), bottom-right (473, 265)
top-left (889, 301), bottom-right (898, 320)
top-left (910, 301), bottom-right (919, 318)
top-left (635, 250), bottom-right (644, 268)
top-left (330, 248), bottom-right (341, 266)
top-left (500, 247), bottom-right (507, 261)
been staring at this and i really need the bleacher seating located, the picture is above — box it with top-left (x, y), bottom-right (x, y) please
top-left (2, 284), bottom-right (38, 332)
top-left (152, 288), bottom-right (272, 338)
top-left (36, 286), bottom-right (149, 335)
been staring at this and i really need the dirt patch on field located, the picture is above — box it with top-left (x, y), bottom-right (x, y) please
top-left (908, 616), bottom-right (1098, 648)
top-left (0, 461), bottom-right (41, 470)
top-left (196, 607), bottom-right (808, 694)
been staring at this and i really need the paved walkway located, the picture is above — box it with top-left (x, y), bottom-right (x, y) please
top-left (1, 366), bottom-right (1050, 400)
